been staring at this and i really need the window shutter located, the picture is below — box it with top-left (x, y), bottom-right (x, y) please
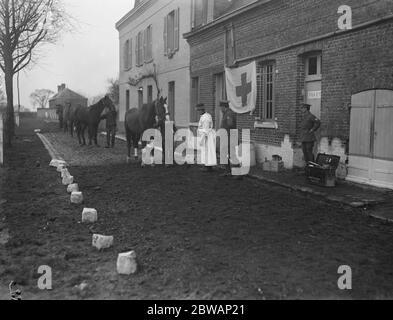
top-left (123, 41), bottom-right (128, 70)
top-left (149, 26), bottom-right (153, 60)
top-left (174, 8), bottom-right (179, 51)
top-left (143, 28), bottom-right (147, 62)
top-left (191, 0), bottom-right (195, 29)
top-left (163, 14), bottom-right (168, 55)
top-left (135, 35), bottom-right (139, 66)
top-left (139, 31), bottom-right (143, 65)
top-left (129, 38), bottom-right (133, 69)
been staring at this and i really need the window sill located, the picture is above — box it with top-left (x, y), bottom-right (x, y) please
top-left (166, 49), bottom-right (179, 59)
top-left (254, 121), bottom-right (278, 129)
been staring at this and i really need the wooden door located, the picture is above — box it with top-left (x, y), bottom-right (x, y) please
top-left (348, 89), bottom-right (393, 189)
top-left (214, 73), bottom-right (226, 130)
top-left (168, 82), bottom-right (175, 122)
top-left (374, 90), bottom-right (393, 160)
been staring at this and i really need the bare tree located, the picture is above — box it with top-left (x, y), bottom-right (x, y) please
top-left (128, 64), bottom-right (161, 99)
top-left (0, 0), bottom-right (72, 146)
top-left (30, 88), bottom-right (54, 110)
top-left (0, 87), bottom-right (5, 106)
top-left (107, 78), bottom-right (119, 106)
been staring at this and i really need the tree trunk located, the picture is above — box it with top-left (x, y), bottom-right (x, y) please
top-left (4, 67), bottom-right (14, 147)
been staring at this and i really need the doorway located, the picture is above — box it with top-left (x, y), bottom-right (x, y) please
top-left (168, 81), bottom-right (175, 122)
top-left (138, 88), bottom-right (143, 109)
top-left (304, 54), bottom-right (322, 119)
top-left (214, 73), bottom-right (226, 130)
top-left (347, 89), bottom-right (393, 189)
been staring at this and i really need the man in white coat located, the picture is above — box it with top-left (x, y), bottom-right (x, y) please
top-left (197, 104), bottom-right (217, 171)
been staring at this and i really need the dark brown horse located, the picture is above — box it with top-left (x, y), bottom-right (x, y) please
top-left (74, 95), bottom-right (114, 146)
top-left (124, 97), bottom-right (167, 160)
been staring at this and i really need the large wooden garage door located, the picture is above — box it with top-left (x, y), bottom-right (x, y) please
top-left (374, 90), bottom-right (393, 160)
top-left (349, 90), bottom-right (374, 158)
top-left (348, 89), bottom-right (393, 189)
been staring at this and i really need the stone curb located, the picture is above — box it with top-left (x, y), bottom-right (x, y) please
top-left (36, 133), bottom-right (64, 162)
top-left (247, 173), bottom-right (386, 210)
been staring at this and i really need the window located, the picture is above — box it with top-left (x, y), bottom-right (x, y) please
top-left (225, 25), bottom-right (235, 66)
top-left (138, 88), bottom-right (143, 109)
top-left (257, 63), bottom-right (275, 120)
top-left (136, 31), bottom-right (144, 66)
top-left (305, 55), bottom-right (322, 80)
top-left (147, 85), bottom-right (153, 104)
top-left (123, 40), bottom-right (130, 70)
top-left (192, 0), bottom-right (208, 29)
top-left (126, 90), bottom-right (130, 111)
top-left (168, 82), bottom-right (175, 121)
top-left (214, 0), bottom-right (234, 19)
top-left (144, 25), bottom-right (153, 62)
top-left (164, 9), bottom-right (180, 57)
top-left (128, 39), bottom-right (132, 69)
top-left (190, 77), bottom-right (200, 122)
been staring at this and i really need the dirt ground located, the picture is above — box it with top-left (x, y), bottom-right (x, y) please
top-left (1, 118), bottom-right (393, 300)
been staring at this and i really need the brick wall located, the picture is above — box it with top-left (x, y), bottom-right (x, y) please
top-left (186, 0), bottom-right (393, 151)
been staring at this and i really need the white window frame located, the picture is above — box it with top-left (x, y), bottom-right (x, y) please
top-left (256, 62), bottom-right (276, 121)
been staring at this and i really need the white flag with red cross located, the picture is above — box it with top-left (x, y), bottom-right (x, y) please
top-left (225, 61), bottom-right (257, 114)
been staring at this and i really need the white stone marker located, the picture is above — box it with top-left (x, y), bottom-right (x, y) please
top-left (50, 159), bottom-right (66, 168)
top-left (82, 208), bottom-right (98, 223)
top-left (57, 164), bottom-right (66, 172)
top-left (117, 251), bottom-right (137, 275)
top-left (61, 168), bottom-right (70, 178)
top-left (62, 175), bottom-right (74, 186)
top-left (92, 234), bottom-right (114, 250)
top-left (67, 183), bottom-right (79, 193)
top-left (71, 191), bottom-right (83, 204)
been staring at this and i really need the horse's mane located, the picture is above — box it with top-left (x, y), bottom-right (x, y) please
top-left (89, 98), bottom-right (105, 112)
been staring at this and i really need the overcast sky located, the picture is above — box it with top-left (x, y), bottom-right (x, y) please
top-left (16, 0), bottom-right (135, 110)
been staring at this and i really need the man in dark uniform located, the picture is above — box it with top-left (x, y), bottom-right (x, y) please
top-left (219, 100), bottom-right (237, 176)
top-left (300, 103), bottom-right (321, 165)
top-left (101, 106), bottom-right (117, 148)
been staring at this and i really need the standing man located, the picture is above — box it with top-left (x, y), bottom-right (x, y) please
top-left (219, 100), bottom-right (237, 176)
top-left (300, 103), bottom-right (321, 165)
top-left (56, 104), bottom-right (64, 129)
top-left (197, 103), bottom-right (217, 171)
top-left (101, 105), bottom-right (117, 148)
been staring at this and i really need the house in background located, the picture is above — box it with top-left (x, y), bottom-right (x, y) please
top-left (49, 83), bottom-right (88, 110)
top-left (116, 0), bottom-right (192, 131)
top-left (39, 83), bottom-right (88, 121)
top-left (185, 0), bottom-right (393, 189)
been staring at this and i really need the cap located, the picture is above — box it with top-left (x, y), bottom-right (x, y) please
top-left (196, 103), bottom-right (205, 109)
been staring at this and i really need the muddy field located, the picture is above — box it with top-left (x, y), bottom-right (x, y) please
top-left (1, 118), bottom-right (393, 300)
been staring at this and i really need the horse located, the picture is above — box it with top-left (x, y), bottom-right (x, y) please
top-left (67, 102), bottom-right (80, 137)
top-left (124, 96), bottom-right (167, 161)
top-left (74, 95), bottom-right (115, 146)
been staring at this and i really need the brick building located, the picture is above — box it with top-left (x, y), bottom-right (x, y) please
top-left (49, 83), bottom-right (88, 111)
top-left (185, 0), bottom-right (393, 189)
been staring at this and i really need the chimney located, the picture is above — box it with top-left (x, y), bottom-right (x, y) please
top-left (57, 84), bottom-right (66, 93)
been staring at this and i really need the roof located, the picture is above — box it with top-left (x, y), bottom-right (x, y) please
top-left (184, 0), bottom-right (269, 39)
top-left (115, 0), bottom-right (157, 30)
top-left (50, 88), bottom-right (87, 102)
